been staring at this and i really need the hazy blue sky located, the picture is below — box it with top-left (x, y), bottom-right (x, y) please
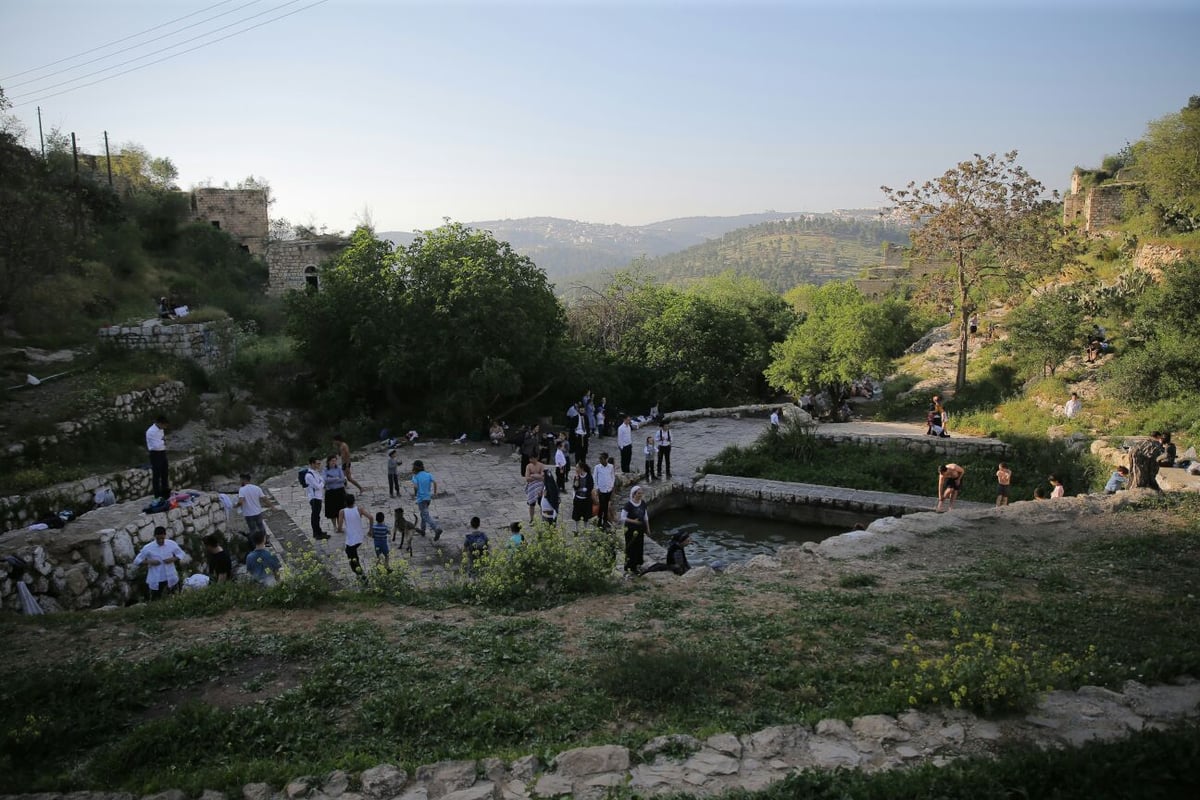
top-left (2, 0), bottom-right (1197, 233)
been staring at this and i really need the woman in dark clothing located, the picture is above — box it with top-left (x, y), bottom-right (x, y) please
top-left (642, 530), bottom-right (692, 575)
top-left (620, 485), bottom-right (649, 574)
top-left (323, 455), bottom-right (347, 533)
top-left (571, 461), bottom-right (596, 533)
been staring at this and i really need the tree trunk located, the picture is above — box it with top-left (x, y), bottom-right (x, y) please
top-left (955, 256), bottom-right (969, 391)
top-left (1128, 439), bottom-right (1163, 490)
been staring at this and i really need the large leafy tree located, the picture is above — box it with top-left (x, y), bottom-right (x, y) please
top-left (765, 281), bottom-right (910, 400)
top-left (1130, 96), bottom-right (1200, 232)
top-left (883, 152), bottom-right (1076, 390)
top-left (286, 223), bottom-right (565, 426)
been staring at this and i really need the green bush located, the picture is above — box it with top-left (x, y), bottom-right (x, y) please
top-left (890, 611), bottom-right (1101, 714)
top-left (262, 549), bottom-right (333, 608)
top-left (363, 560), bottom-right (416, 602)
top-left (466, 522), bottom-right (619, 607)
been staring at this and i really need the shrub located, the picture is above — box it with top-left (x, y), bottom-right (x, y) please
top-left (261, 549), bottom-right (333, 608)
top-left (363, 560), bottom-right (416, 602)
top-left (466, 522), bottom-right (619, 607)
top-left (890, 611), bottom-right (1101, 714)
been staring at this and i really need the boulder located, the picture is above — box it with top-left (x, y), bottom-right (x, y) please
top-left (413, 760), bottom-right (477, 798)
top-left (361, 765), bottom-right (408, 799)
top-left (553, 744), bottom-right (630, 777)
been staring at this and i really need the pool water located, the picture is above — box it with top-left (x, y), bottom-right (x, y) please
top-left (650, 508), bottom-right (851, 565)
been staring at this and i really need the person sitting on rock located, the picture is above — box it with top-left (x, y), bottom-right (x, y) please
top-left (640, 530), bottom-right (693, 576)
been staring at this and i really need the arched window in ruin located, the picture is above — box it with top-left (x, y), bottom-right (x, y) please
top-left (304, 265), bottom-right (319, 291)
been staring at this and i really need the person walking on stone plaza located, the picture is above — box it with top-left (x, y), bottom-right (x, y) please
top-left (145, 414), bottom-right (170, 500)
top-left (571, 461), bottom-right (597, 533)
top-left (236, 473), bottom-right (276, 543)
top-left (386, 449), bottom-right (402, 497)
top-left (620, 485), bottom-right (650, 575)
top-left (411, 460), bottom-right (444, 539)
top-left (132, 525), bottom-right (188, 600)
top-left (571, 401), bottom-right (591, 464)
top-left (643, 435), bottom-right (657, 483)
top-left (304, 456), bottom-right (329, 540)
top-left (593, 451), bottom-right (616, 529)
top-left (338, 494), bottom-right (371, 580)
top-left (333, 433), bottom-right (365, 493)
top-left (617, 415), bottom-right (633, 473)
top-left (519, 424), bottom-right (541, 477)
top-left (523, 451), bottom-right (547, 523)
top-left (371, 511), bottom-right (392, 572)
top-left (655, 421), bottom-right (673, 480)
top-left (324, 454), bottom-right (348, 534)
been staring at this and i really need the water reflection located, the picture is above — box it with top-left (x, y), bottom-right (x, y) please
top-left (652, 508), bottom-right (851, 565)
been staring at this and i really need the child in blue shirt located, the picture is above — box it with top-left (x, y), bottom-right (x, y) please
top-left (371, 511), bottom-right (391, 571)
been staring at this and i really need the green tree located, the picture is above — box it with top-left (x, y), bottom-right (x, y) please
top-left (286, 223), bottom-right (565, 426)
top-left (764, 281), bottom-right (909, 400)
top-left (883, 152), bottom-right (1076, 390)
top-left (1130, 96), bottom-right (1200, 232)
top-left (1002, 290), bottom-right (1085, 377)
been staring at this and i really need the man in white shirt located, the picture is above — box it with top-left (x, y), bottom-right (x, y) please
top-left (303, 457), bottom-right (329, 540)
top-left (145, 415), bottom-right (169, 499)
top-left (235, 473), bottom-right (275, 543)
top-left (769, 409), bottom-right (781, 429)
top-left (617, 415), bottom-right (633, 473)
top-left (654, 422), bottom-right (673, 480)
top-left (131, 525), bottom-right (188, 600)
top-left (593, 452), bottom-right (616, 529)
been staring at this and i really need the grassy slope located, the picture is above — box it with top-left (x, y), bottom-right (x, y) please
top-left (2, 495), bottom-right (1199, 795)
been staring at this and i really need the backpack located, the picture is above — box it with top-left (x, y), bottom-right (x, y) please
top-left (298, 468), bottom-right (310, 489)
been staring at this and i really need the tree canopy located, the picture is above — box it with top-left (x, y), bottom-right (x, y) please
top-left (883, 152), bottom-right (1077, 390)
top-left (764, 281), bottom-right (916, 399)
top-left (286, 223), bottom-right (565, 426)
top-left (1130, 96), bottom-right (1200, 232)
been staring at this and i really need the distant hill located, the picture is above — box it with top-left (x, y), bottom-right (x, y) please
top-left (379, 211), bottom-right (821, 282)
top-left (380, 211), bottom-right (908, 292)
top-left (574, 215), bottom-right (912, 293)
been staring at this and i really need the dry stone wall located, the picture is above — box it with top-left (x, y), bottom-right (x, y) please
top-left (98, 319), bottom-right (237, 372)
top-left (0, 457), bottom-right (196, 533)
top-left (7, 681), bottom-right (1194, 799)
top-left (815, 430), bottom-right (1011, 458)
top-left (0, 492), bottom-right (226, 612)
top-left (1134, 242), bottom-right (1189, 274)
top-left (6, 380), bottom-right (187, 465)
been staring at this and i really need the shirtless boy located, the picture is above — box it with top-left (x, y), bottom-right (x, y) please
top-left (936, 463), bottom-right (965, 512)
top-left (995, 462), bottom-right (1012, 506)
top-left (333, 433), bottom-right (364, 493)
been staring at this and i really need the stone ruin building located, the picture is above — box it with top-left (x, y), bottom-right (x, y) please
top-left (187, 187), bottom-right (349, 294)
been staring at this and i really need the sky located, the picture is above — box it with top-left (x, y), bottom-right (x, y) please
top-left (2, 0), bottom-right (1198, 234)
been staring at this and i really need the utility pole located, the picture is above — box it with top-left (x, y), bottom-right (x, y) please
top-left (104, 131), bottom-right (113, 187)
top-left (70, 131), bottom-right (78, 178)
top-left (36, 106), bottom-right (45, 159)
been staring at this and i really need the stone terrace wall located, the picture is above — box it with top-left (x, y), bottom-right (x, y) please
top-left (16, 680), bottom-right (1196, 799)
top-left (816, 430), bottom-right (1012, 459)
top-left (0, 492), bottom-right (226, 612)
top-left (1134, 242), bottom-right (1188, 274)
top-left (653, 475), bottom-right (989, 529)
top-left (0, 457), bottom-right (196, 534)
top-left (98, 318), bottom-right (236, 372)
top-left (6, 380), bottom-right (187, 465)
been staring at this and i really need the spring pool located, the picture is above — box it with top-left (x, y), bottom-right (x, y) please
top-left (649, 508), bottom-right (851, 565)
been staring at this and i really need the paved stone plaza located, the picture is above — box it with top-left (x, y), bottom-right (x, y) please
top-left (257, 416), bottom-right (996, 587)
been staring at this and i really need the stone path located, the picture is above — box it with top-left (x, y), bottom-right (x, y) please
top-left (254, 417), bottom-right (1006, 588)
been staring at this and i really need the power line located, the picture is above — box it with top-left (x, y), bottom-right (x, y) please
top-left (12, 0), bottom-right (330, 109)
top-left (8, 0), bottom-right (303, 101)
top-left (2, 0), bottom-right (239, 82)
top-left (5, 0), bottom-right (267, 91)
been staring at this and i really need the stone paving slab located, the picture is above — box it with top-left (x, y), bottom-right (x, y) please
top-left (259, 418), bottom-right (1004, 587)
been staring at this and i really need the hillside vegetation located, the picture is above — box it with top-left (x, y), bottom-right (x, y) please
top-left (617, 215), bottom-right (911, 292)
